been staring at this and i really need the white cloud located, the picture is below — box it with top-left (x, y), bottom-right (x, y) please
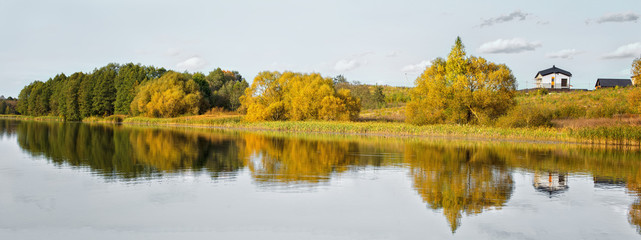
top-left (333, 52), bottom-right (373, 72)
top-left (480, 10), bottom-right (529, 27)
top-left (176, 56), bottom-right (207, 71)
top-left (603, 42), bottom-right (641, 59)
top-left (478, 38), bottom-right (542, 54)
top-left (334, 59), bottom-right (361, 72)
top-left (401, 60), bottom-right (431, 73)
top-left (546, 49), bottom-right (583, 59)
top-left (594, 12), bottom-right (640, 24)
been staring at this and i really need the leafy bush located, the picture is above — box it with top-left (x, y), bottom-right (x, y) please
top-left (628, 87), bottom-right (641, 114)
top-left (496, 104), bottom-right (552, 128)
top-left (104, 115), bottom-right (123, 123)
top-left (130, 72), bottom-right (203, 118)
top-left (535, 88), bottom-right (549, 96)
top-left (241, 71), bottom-right (361, 122)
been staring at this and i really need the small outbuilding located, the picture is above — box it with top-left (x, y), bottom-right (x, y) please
top-left (535, 65), bottom-right (572, 89)
top-left (594, 78), bottom-right (632, 89)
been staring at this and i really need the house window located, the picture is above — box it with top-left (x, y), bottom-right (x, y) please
top-left (561, 78), bottom-right (568, 87)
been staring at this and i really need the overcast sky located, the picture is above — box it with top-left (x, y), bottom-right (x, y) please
top-left (1, 0), bottom-right (640, 97)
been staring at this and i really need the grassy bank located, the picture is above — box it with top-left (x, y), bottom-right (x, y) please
top-left (0, 114), bottom-right (63, 121)
top-left (121, 116), bottom-right (641, 145)
top-left (516, 87), bottom-right (638, 120)
top-left (0, 113), bottom-right (566, 141)
top-left (3, 96), bottom-right (641, 146)
top-left (121, 115), bottom-right (564, 140)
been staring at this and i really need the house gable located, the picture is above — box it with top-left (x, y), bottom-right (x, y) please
top-left (534, 65), bottom-right (572, 78)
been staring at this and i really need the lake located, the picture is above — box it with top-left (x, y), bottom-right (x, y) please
top-left (1, 119), bottom-right (640, 239)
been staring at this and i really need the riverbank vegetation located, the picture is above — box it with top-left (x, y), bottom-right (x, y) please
top-left (0, 97), bottom-right (18, 115)
top-left (15, 63), bottom-right (248, 121)
top-left (4, 37), bottom-right (641, 145)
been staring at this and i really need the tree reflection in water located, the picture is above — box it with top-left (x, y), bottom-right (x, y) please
top-left (239, 133), bottom-right (359, 186)
top-left (627, 172), bottom-right (641, 234)
top-left (14, 121), bottom-right (243, 180)
top-left (404, 143), bottom-right (514, 232)
top-left (5, 119), bottom-right (641, 234)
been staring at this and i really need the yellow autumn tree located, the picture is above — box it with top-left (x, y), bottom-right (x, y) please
top-left (629, 57), bottom-right (641, 113)
top-left (240, 71), bottom-right (361, 121)
top-left (130, 71), bottom-right (203, 117)
top-left (406, 37), bottom-right (517, 125)
top-left (632, 56), bottom-right (640, 86)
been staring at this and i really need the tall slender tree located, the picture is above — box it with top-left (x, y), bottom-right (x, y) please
top-left (78, 73), bottom-right (95, 118)
top-left (0, 101), bottom-right (6, 114)
top-left (49, 73), bottom-right (68, 116)
top-left (115, 63), bottom-right (149, 114)
top-left (63, 73), bottom-right (83, 121)
top-left (92, 64), bottom-right (118, 116)
top-left (632, 56), bottom-right (641, 86)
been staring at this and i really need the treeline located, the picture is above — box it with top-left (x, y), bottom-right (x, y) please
top-left (0, 96), bottom-right (18, 114)
top-left (16, 63), bottom-right (248, 120)
top-left (333, 75), bottom-right (411, 109)
top-left (9, 38), bottom-right (641, 126)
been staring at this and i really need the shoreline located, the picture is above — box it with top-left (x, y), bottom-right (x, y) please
top-left (1, 114), bottom-right (640, 146)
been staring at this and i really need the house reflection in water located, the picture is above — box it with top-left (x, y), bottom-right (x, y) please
top-left (533, 171), bottom-right (568, 196)
top-left (593, 176), bottom-right (627, 189)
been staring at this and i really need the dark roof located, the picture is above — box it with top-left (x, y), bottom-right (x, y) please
top-left (595, 78), bottom-right (632, 88)
top-left (535, 65), bottom-right (572, 78)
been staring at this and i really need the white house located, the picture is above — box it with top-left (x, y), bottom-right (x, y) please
top-left (534, 65), bottom-right (572, 89)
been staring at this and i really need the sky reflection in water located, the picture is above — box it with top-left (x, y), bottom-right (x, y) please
top-left (1, 119), bottom-right (640, 239)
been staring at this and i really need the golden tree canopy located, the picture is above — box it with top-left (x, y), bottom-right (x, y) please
top-left (406, 37), bottom-right (517, 125)
top-left (130, 71), bottom-right (203, 118)
top-left (632, 56), bottom-right (641, 86)
top-left (240, 71), bottom-right (361, 121)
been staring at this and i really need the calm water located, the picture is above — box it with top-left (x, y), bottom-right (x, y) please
top-left (1, 120), bottom-right (641, 239)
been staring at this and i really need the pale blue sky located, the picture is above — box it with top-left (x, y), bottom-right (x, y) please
top-left (1, 0), bottom-right (640, 97)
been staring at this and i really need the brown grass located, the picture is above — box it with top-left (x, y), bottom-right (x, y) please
top-left (202, 107), bottom-right (241, 116)
top-left (552, 114), bottom-right (641, 128)
top-left (359, 106), bottom-right (406, 122)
